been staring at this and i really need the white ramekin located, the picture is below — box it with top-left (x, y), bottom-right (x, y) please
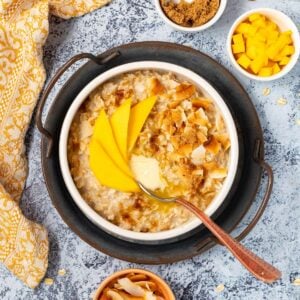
top-left (227, 8), bottom-right (300, 81)
top-left (59, 61), bottom-right (239, 244)
top-left (154, 0), bottom-right (227, 32)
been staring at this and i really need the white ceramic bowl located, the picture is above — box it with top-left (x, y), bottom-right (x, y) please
top-left (227, 8), bottom-right (300, 81)
top-left (154, 0), bottom-right (227, 32)
top-left (59, 61), bottom-right (239, 243)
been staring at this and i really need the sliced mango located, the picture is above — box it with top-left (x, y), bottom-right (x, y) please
top-left (127, 96), bottom-right (157, 152)
top-left (89, 139), bottom-right (139, 192)
top-left (93, 109), bottom-right (132, 177)
top-left (110, 98), bottom-right (132, 161)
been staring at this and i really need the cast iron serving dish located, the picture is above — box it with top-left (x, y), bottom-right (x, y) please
top-left (36, 42), bottom-right (273, 264)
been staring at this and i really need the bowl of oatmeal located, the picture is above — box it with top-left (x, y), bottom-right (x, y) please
top-left (59, 61), bottom-right (239, 243)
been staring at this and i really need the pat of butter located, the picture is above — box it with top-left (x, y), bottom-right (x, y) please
top-left (130, 155), bottom-right (165, 191)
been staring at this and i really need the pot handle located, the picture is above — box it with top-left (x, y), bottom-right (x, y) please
top-left (234, 139), bottom-right (273, 241)
top-left (36, 51), bottom-right (120, 157)
top-left (213, 139), bottom-right (273, 244)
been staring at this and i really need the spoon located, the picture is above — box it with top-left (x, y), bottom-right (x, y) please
top-left (137, 182), bottom-right (281, 283)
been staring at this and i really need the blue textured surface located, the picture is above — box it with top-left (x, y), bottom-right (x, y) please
top-left (0, 0), bottom-right (299, 299)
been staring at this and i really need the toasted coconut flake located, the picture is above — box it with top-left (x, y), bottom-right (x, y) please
top-left (135, 281), bottom-right (157, 291)
top-left (191, 145), bottom-right (206, 165)
top-left (191, 98), bottom-right (212, 110)
top-left (106, 290), bottom-right (124, 300)
top-left (174, 84), bottom-right (196, 101)
top-left (128, 274), bottom-right (148, 282)
top-left (210, 168), bottom-right (227, 179)
top-left (203, 161), bottom-right (218, 170)
top-left (149, 77), bottom-right (165, 96)
top-left (118, 278), bottom-right (145, 297)
top-left (168, 98), bottom-right (182, 109)
top-left (204, 136), bottom-right (221, 155)
top-left (178, 144), bottom-right (193, 155)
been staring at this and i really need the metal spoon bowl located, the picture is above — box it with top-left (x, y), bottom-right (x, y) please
top-left (137, 182), bottom-right (281, 283)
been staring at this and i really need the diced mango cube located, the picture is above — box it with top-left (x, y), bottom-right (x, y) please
top-left (233, 33), bottom-right (244, 45)
top-left (248, 25), bottom-right (259, 36)
top-left (237, 54), bottom-right (252, 69)
top-left (246, 45), bottom-right (257, 60)
top-left (266, 20), bottom-right (278, 31)
top-left (235, 22), bottom-right (251, 34)
top-left (252, 18), bottom-right (266, 28)
top-left (232, 43), bottom-right (245, 54)
top-left (259, 67), bottom-right (273, 77)
top-left (267, 44), bottom-right (280, 60)
top-left (272, 54), bottom-right (283, 62)
top-left (272, 63), bottom-right (281, 74)
top-left (267, 31), bottom-right (279, 45)
top-left (250, 57), bottom-right (265, 74)
top-left (280, 45), bottom-right (295, 56)
top-left (279, 56), bottom-right (290, 66)
top-left (249, 13), bottom-right (262, 22)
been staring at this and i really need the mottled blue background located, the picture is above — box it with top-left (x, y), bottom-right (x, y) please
top-left (0, 0), bottom-right (299, 299)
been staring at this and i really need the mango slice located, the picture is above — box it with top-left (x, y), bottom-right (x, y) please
top-left (127, 96), bottom-right (157, 152)
top-left (110, 98), bottom-right (132, 161)
top-left (89, 139), bottom-right (139, 192)
top-left (93, 109), bottom-right (132, 177)
top-left (232, 13), bottom-right (295, 76)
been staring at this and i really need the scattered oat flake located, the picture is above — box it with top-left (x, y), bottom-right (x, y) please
top-left (58, 269), bottom-right (66, 276)
top-left (215, 284), bottom-right (225, 293)
top-left (44, 278), bottom-right (54, 285)
top-left (293, 278), bottom-right (300, 286)
top-left (262, 88), bottom-right (271, 96)
top-left (296, 119), bottom-right (300, 126)
top-left (277, 97), bottom-right (287, 105)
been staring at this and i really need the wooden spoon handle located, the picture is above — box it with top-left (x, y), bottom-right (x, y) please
top-left (176, 198), bottom-right (281, 283)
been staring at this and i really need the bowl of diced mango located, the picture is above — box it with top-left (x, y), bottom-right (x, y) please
top-left (227, 8), bottom-right (300, 81)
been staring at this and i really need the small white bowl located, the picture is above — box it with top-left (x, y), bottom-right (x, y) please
top-left (59, 61), bottom-right (239, 244)
top-left (227, 8), bottom-right (300, 81)
top-left (154, 0), bottom-right (227, 32)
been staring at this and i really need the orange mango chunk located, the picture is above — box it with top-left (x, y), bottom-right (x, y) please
top-left (248, 13), bottom-right (262, 22)
top-left (258, 67), bottom-right (273, 77)
top-left (279, 57), bottom-right (291, 66)
top-left (235, 22), bottom-right (251, 34)
top-left (237, 54), bottom-right (252, 69)
top-left (232, 43), bottom-right (245, 54)
top-left (272, 63), bottom-right (281, 74)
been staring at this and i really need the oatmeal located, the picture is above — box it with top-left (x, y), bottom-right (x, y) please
top-left (68, 70), bottom-right (230, 232)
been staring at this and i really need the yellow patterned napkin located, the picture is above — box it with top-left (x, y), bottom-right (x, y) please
top-left (0, 0), bottom-right (110, 288)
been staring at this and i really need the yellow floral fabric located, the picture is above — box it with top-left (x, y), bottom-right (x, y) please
top-left (0, 0), bottom-right (110, 288)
